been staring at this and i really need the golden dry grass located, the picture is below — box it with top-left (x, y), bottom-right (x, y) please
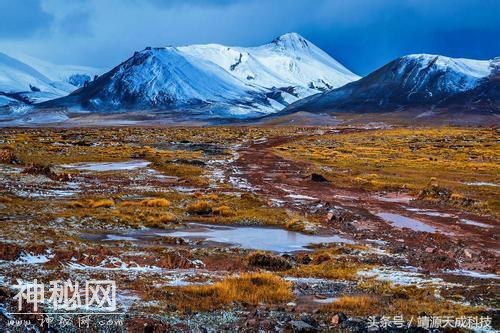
top-left (212, 205), bottom-right (235, 217)
top-left (121, 198), bottom-right (171, 208)
top-left (275, 127), bottom-right (500, 215)
top-left (186, 200), bottom-right (213, 215)
top-left (284, 259), bottom-right (370, 280)
top-left (166, 273), bottom-right (293, 311)
top-left (68, 198), bottom-right (115, 209)
top-left (324, 294), bottom-right (480, 317)
top-left (324, 280), bottom-right (483, 317)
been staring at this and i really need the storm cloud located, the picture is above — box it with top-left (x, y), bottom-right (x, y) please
top-left (0, 0), bottom-right (498, 74)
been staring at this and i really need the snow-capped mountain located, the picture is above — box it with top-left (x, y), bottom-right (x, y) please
top-left (283, 54), bottom-right (496, 114)
top-left (179, 32), bottom-right (358, 97)
top-left (12, 53), bottom-right (104, 89)
top-left (0, 52), bottom-right (104, 106)
top-left (38, 33), bottom-right (359, 118)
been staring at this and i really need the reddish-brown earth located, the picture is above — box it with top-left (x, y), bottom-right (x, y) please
top-left (232, 132), bottom-right (499, 274)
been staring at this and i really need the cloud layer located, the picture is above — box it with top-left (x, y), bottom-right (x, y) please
top-left (0, 0), bottom-right (498, 74)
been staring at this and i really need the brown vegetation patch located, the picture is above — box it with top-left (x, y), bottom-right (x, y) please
top-left (166, 273), bottom-right (293, 311)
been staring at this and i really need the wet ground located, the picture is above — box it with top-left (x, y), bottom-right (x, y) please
top-left (0, 126), bottom-right (498, 332)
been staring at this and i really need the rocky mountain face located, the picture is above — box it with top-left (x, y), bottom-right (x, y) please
top-left (282, 54), bottom-right (497, 115)
top-left (36, 33), bottom-right (359, 119)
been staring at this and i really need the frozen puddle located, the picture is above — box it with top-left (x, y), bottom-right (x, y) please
top-left (61, 160), bottom-right (150, 172)
top-left (376, 212), bottom-right (436, 233)
top-left (460, 219), bottom-right (492, 228)
top-left (287, 194), bottom-right (318, 201)
top-left (359, 267), bottom-right (445, 286)
top-left (443, 269), bottom-right (500, 280)
top-left (313, 297), bottom-right (338, 304)
top-left (158, 223), bottom-right (354, 252)
top-left (464, 182), bottom-right (498, 187)
top-left (105, 234), bottom-right (139, 241)
top-left (374, 194), bottom-right (413, 203)
top-left (406, 208), bottom-right (454, 218)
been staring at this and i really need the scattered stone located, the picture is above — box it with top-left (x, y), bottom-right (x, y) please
top-left (325, 206), bottom-right (356, 224)
top-left (22, 163), bottom-right (71, 182)
top-left (247, 252), bottom-right (293, 271)
top-left (311, 173), bottom-right (329, 182)
top-left (287, 320), bottom-right (316, 332)
top-left (0, 242), bottom-right (21, 260)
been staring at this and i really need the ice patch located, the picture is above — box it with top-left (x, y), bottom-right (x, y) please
top-left (464, 182), bottom-right (498, 187)
top-left (443, 269), bottom-right (500, 280)
top-left (406, 208), bottom-right (454, 218)
top-left (459, 219), bottom-right (492, 228)
top-left (359, 267), bottom-right (445, 286)
top-left (313, 297), bottom-right (338, 304)
top-left (15, 252), bottom-right (52, 264)
top-left (287, 194), bottom-right (318, 201)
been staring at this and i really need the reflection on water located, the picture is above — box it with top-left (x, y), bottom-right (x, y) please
top-left (158, 223), bottom-right (354, 252)
top-left (376, 212), bottom-right (436, 233)
top-left (61, 160), bottom-right (151, 171)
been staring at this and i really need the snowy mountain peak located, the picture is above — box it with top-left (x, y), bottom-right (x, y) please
top-left (32, 35), bottom-right (359, 119)
top-left (396, 54), bottom-right (492, 93)
top-left (270, 32), bottom-right (311, 51)
top-left (283, 54), bottom-right (497, 115)
top-left (400, 54), bottom-right (492, 79)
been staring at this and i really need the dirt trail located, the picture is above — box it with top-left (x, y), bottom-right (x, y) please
top-left (231, 131), bottom-right (499, 274)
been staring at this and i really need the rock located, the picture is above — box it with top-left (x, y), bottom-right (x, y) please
top-left (325, 206), bottom-right (356, 224)
top-left (330, 314), bottom-right (340, 327)
top-left (425, 247), bottom-right (435, 253)
top-left (311, 173), bottom-right (329, 182)
top-left (330, 312), bottom-right (348, 327)
top-left (464, 249), bottom-right (473, 259)
top-left (247, 252), bottom-right (293, 271)
top-left (22, 163), bottom-right (71, 182)
top-left (287, 320), bottom-right (316, 332)
top-left (300, 254), bottom-right (313, 265)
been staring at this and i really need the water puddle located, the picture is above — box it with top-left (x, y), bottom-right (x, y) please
top-left (61, 160), bottom-right (150, 172)
top-left (158, 223), bottom-right (353, 252)
top-left (376, 212), bottom-right (436, 233)
top-left (89, 223), bottom-right (354, 252)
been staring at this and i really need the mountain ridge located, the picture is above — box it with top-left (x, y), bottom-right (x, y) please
top-left (281, 53), bottom-right (497, 115)
top-left (34, 33), bottom-right (360, 118)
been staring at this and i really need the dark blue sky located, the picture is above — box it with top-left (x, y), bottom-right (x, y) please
top-left (0, 0), bottom-right (498, 75)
